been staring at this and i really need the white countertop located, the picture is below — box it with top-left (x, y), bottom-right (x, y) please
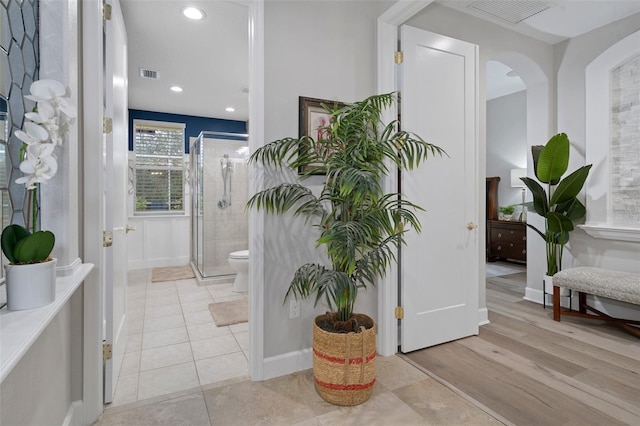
top-left (0, 263), bottom-right (94, 382)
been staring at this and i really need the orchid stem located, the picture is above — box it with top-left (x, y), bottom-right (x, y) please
top-left (34, 186), bottom-right (38, 233)
top-left (26, 190), bottom-right (32, 231)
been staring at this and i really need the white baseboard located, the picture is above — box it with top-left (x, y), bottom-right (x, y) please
top-left (478, 307), bottom-right (490, 326)
top-left (589, 296), bottom-right (640, 321)
top-left (524, 286), bottom-right (544, 304)
top-left (128, 256), bottom-right (190, 270)
top-left (62, 400), bottom-right (83, 426)
top-left (262, 348), bottom-right (313, 381)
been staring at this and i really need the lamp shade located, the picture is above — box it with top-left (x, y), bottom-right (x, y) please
top-left (511, 168), bottom-right (526, 188)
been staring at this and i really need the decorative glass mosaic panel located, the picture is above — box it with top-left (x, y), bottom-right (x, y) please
top-left (610, 54), bottom-right (640, 225)
top-left (1, 0), bottom-right (38, 283)
top-left (1, 0), bottom-right (39, 230)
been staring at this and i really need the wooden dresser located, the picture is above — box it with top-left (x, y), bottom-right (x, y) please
top-left (487, 220), bottom-right (527, 263)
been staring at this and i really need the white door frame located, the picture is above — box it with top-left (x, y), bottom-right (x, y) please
top-left (81, 0), bottom-right (266, 420)
top-left (248, 0), bottom-right (265, 380)
top-left (82, 0), bottom-right (106, 423)
top-left (376, 0), bottom-right (434, 357)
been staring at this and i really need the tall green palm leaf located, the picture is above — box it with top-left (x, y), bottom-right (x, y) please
top-left (247, 93), bottom-right (445, 326)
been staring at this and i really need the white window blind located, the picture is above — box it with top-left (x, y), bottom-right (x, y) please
top-left (134, 121), bottom-right (185, 214)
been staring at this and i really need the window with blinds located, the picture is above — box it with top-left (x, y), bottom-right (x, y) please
top-left (134, 121), bottom-right (185, 214)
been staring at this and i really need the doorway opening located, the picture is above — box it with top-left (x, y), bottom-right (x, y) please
top-left (485, 60), bottom-right (528, 298)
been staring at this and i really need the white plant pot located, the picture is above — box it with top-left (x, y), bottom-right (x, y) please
top-left (5, 258), bottom-right (57, 311)
top-left (544, 274), bottom-right (570, 297)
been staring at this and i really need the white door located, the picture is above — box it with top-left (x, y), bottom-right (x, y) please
top-left (400, 25), bottom-right (479, 352)
top-left (103, 0), bottom-right (129, 403)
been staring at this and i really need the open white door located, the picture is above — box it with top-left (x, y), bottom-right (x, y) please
top-left (103, 0), bottom-right (129, 403)
top-left (400, 25), bottom-right (479, 352)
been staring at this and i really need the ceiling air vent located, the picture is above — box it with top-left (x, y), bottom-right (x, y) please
top-left (139, 68), bottom-right (159, 79)
top-left (468, 1), bottom-right (555, 24)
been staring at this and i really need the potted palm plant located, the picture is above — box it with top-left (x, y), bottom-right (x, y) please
top-left (247, 93), bottom-right (444, 405)
top-left (520, 133), bottom-right (591, 298)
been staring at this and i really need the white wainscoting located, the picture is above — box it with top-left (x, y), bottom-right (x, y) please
top-left (127, 216), bottom-right (190, 270)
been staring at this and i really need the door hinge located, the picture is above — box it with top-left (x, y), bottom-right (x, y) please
top-left (103, 117), bottom-right (113, 134)
top-left (103, 230), bottom-right (113, 247)
top-left (103, 2), bottom-right (112, 21)
top-left (103, 343), bottom-right (112, 361)
top-left (395, 306), bottom-right (404, 320)
top-left (394, 51), bottom-right (404, 64)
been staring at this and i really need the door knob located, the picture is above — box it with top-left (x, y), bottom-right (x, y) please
top-left (125, 225), bottom-right (136, 234)
top-left (467, 222), bottom-right (477, 230)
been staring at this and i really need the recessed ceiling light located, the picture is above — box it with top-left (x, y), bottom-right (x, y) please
top-left (182, 7), bottom-right (206, 20)
top-left (170, 86), bottom-right (183, 92)
top-left (225, 107), bottom-right (236, 112)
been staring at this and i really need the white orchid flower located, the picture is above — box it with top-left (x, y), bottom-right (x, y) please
top-left (26, 79), bottom-right (76, 119)
top-left (21, 79), bottom-right (76, 147)
top-left (25, 79), bottom-right (66, 102)
top-left (15, 79), bottom-right (76, 189)
top-left (14, 121), bottom-right (50, 145)
top-left (15, 143), bottom-right (58, 189)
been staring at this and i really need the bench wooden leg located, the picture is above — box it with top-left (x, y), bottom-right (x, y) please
top-left (553, 285), bottom-right (561, 321)
top-left (578, 292), bottom-right (587, 314)
top-left (556, 295), bottom-right (640, 338)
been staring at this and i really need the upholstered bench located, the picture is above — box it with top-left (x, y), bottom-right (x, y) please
top-left (552, 267), bottom-right (640, 337)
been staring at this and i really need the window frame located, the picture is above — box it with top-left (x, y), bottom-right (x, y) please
top-left (132, 119), bottom-right (186, 216)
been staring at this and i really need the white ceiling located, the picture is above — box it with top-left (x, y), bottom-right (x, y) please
top-left (121, 1), bottom-right (640, 121)
top-left (120, 0), bottom-right (249, 120)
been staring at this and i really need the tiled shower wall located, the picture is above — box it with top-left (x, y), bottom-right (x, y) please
top-left (610, 54), bottom-right (640, 224)
top-left (202, 138), bottom-right (248, 276)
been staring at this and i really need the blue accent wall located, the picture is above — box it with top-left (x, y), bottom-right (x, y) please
top-left (129, 109), bottom-right (247, 153)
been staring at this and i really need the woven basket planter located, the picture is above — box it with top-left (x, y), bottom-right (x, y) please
top-left (312, 313), bottom-right (376, 406)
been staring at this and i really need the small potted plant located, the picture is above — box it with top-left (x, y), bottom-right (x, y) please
top-left (520, 133), bottom-right (591, 297)
top-left (2, 225), bottom-right (56, 310)
top-left (1, 79), bottom-right (75, 310)
top-left (498, 205), bottom-right (515, 220)
top-left (247, 93), bottom-right (444, 405)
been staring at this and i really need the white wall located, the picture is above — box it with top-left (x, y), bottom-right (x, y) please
top-left (262, 0), bottom-right (381, 359)
top-left (555, 13), bottom-right (640, 319)
top-left (127, 153), bottom-right (190, 270)
top-left (0, 289), bottom-right (83, 425)
top-left (0, 1), bottom-right (85, 424)
top-left (486, 90), bottom-right (528, 208)
top-left (127, 216), bottom-right (190, 270)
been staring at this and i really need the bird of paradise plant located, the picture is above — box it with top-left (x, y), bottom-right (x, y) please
top-left (520, 133), bottom-right (592, 276)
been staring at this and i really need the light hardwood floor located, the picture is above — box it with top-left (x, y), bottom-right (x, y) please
top-left (404, 271), bottom-right (640, 426)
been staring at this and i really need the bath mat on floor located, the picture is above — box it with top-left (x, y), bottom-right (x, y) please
top-left (209, 299), bottom-right (248, 327)
top-left (151, 265), bottom-right (195, 282)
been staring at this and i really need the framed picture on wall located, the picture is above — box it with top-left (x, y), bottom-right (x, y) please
top-left (298, 96), bottom-right (344, 175)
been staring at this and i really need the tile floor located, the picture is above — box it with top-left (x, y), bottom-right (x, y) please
top-left (102, 268), bottom-right (508, 424)
top-left (97, 354), bottom-right (502, 426)
top-left (111, 269), bottom-right (249, 405)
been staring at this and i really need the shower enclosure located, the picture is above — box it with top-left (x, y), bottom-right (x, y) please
top-left (190, 131), bottom-right (249, 280)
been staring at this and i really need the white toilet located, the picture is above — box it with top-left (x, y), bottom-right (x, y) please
top-left (228, 250), bottom-right (249, 293)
